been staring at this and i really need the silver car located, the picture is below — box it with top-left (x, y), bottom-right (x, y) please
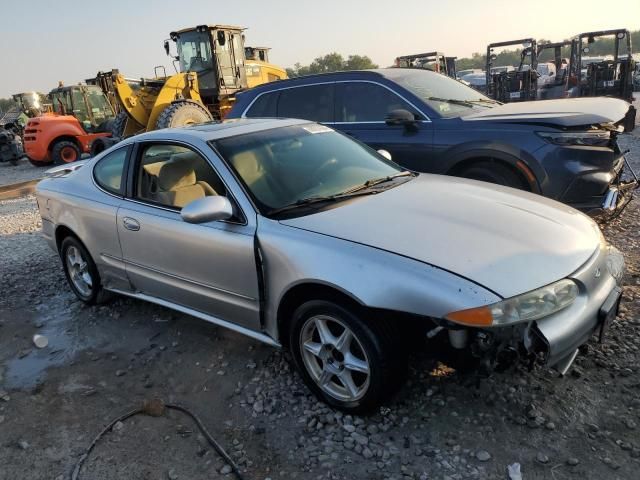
top-left (36, 118), bottom-right (624, 412)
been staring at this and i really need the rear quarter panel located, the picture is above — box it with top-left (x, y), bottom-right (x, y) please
top-left (36, 165), bottom-right (129, 290)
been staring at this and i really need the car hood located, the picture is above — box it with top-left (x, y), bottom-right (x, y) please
top-left (280, 175), bottom-right (601, 299)
top-left (462, 97), bottom-right (631, 128)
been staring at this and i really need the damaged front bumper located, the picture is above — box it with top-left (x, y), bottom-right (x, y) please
top-left (446, 244), bottom-right (625, 374)
top-left (592, 155), bottom-right (639, 217)
top-left (529, 244), bottom-right (623, 372)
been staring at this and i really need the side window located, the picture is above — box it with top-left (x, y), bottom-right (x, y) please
top-left (94, 146), bottom-right (128, 195)
top-left (277, 84), bottom-right (334, 122)
top-left (245, 92), bottom-right (279, 117)
top-left (335, 82), bottom-right (420, 122)
top-left (135, 144), bottom-right (226, 210)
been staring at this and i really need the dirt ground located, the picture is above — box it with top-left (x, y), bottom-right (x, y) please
top-left (1, 126), bottom-right (640, 480)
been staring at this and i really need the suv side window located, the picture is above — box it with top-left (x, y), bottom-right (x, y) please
top-left (335, 82), bottom-right (421, 122)
top-left (245, 91), bottom-right (279, 117)
top-left (135, 143), bottom-right (227, 210)
top-left (93, 146), bottom-right (129, 195)
top-left (277, 84), bottom-right (334, 122)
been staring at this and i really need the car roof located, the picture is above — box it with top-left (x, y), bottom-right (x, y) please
top-left (124, 118), bottom-right (311, 143)
top-left (236, 67), bottom-right (446, 96)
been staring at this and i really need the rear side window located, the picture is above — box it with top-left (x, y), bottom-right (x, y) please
top-left (277, 84), bottom-right (334, 122)
top-left (245, 92), bottom-right (279, 117)
top-left (94, 146), bottom-right (128, 195)
top-left (335, 82), bottom-right (420, 122)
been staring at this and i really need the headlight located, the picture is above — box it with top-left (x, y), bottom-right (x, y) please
top-left (445, 279), bottom-right (578, 327)
top-left (606, 246), bottom-right (625, 283)
top-left (536, 130), bottom-right (611, 147)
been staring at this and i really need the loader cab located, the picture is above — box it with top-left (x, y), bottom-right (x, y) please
top-left (49, 85), bottom-right (115, 133)
top-left (171, 24), bottom-right (248, 102)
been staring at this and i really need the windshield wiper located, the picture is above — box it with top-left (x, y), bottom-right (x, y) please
top-left (267, 171), bottom-right (414, 216)
top-left (341, 171), bottom-right (414, 194)
top-left (426, 97), bottom-right (476, 108)
top-left (427, 97), bottom-right (498, 108)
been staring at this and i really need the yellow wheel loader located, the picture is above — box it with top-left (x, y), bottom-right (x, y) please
top-left (101, 24), bottom-right (287, 138)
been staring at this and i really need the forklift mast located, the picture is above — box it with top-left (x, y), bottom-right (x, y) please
top-left (486, 38), bottom-right (538, 102)
top-left (395, 52), bottom-right (457, 78)
top-left (573, 29), bottom-right (635, 102)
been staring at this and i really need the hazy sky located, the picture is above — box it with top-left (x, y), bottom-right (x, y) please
top-left (1, 0), bottom-right (639, 97)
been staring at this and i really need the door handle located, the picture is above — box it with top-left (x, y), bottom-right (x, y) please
top-left (122, 217), bottom-right (140, 231)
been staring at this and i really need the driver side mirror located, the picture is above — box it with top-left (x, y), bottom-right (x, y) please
top-left (385, 109), bottom-right (417, 128)
top-left (164, 40), bottom-right (170, 57)
top-left (181, 196), bottom-right (233, 224)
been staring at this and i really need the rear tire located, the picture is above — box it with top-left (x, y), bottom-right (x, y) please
top-left (155, 100), bottom-right (214, 130)
top-left (60, 236), bottom-right (111, 305)
top-left (51, 140), bottom-right (81, 165)
top-left (289, 300), bottom-right (405, 414)
top-left (457, 160), bottom-right (528, 190)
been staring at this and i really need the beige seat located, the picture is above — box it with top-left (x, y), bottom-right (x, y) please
top-left (231, 150), bottom-right (283, 207)
top-left (153, 159), bottom-right (217, 208)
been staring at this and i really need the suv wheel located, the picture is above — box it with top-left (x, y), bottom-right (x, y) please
top-left (289, 300), bottom-right (404, 413)
top-left (458, 161), bottom-right (527, 190)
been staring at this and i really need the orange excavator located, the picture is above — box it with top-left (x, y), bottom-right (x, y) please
top-left (24, 83), bottom-right (116, 166)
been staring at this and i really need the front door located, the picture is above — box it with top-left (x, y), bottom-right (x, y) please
top-left (117, 142), bottom-right (260, 330)
top-left (332, 81), bottom-right (434, 172)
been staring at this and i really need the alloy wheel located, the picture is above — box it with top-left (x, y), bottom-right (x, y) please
top-left (65, 245), bottom-right (93, 297)
top-left (299, 314), bottom-right (371, 402)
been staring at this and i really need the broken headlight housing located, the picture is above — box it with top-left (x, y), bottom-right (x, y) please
top-left (445, 279), bottom-right (579, 327)
top-left (536, 130), bottom-right (611, 147)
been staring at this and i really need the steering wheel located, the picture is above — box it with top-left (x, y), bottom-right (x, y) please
top-left (311, 158), bottom-right (338, 183)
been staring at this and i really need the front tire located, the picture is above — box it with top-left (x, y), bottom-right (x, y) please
top-left (155, 100), bottom-right (213, 130)
top-left (289, 300), bottom-right (404, 413)
top-left (60, 236), bottom-right (110, 304)
top-left (457, 160), bottom-right (527, 190)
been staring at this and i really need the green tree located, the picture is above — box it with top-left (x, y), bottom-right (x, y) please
top-left (286, 53), bottom-right (378, 78)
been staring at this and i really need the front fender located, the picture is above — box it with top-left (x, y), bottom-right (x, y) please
top-left (440, 140), bottom-right (545, 193)
top-left (258, 218), bottom-right (500, 341)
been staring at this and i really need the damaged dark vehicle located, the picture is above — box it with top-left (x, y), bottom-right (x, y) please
top-left (230, 68), bottom-right (638, 214)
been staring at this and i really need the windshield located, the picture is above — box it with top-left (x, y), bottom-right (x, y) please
top-left (384, 69), bottom-right (496, 118)
top-left (212, 124), bottom-right (404, 214)
top-left (176, 30), bottom-right (213, 74)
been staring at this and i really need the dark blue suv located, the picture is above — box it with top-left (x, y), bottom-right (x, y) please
top-left (228, 68), bottom-right (637, 213)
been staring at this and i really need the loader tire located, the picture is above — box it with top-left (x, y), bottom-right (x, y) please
top-left (155, 100), bottom-right (213, 130)
top-left (111, 112), bottom-right (129, 139)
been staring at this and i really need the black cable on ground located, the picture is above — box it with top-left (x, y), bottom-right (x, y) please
top-left (70, 399), bottom-right (246, 480)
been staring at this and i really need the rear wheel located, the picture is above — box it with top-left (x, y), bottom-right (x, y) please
top-left (155, 100), bottom-right (213, 130)
top-left (289, 300), bottom-right (405, 413)
top-left (60, 236), bottom-right (110, 305)
top-left (51, 140), bottom-right (81, 165)
top-left (457, 160), bottom-right (528, 190)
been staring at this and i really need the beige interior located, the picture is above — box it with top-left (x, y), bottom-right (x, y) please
top-left (143, 159), bottom-right (217, 208)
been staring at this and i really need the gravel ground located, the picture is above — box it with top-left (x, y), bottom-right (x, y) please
top-left (0, 131), bottom-right (639, 480)
top-left (0, 157), bottom-right (46, 187)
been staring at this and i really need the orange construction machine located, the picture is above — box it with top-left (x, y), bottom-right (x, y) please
top-left (24, 84), bottom-right (116, 166)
